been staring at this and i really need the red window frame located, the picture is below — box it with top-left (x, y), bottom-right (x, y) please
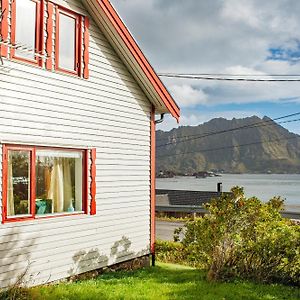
top-left (10, 0), bottom-right (43, 66)
top-left (2, 144), bottom-right (88, 224)
top-left (8, 0), bottom-right (88, 77)
top-left (55, 7), bottom-right (81, 76)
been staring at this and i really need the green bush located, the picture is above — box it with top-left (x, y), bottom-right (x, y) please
top-left (156, 240), bottom-right (207, 269)
top-left (156, 240), bottom-right (188, 266)
top-left (180, 187), bottom-right (300, 285)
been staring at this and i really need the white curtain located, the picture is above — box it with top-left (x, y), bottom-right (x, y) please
top-left (75, 158), bottom-right (82, 211)
top-left (63, 158), bottom-right (72, 211)
top-left (47, 158), bottom-right (73, 213)
top-left (7, 158), bottom-right (15, 216)
top-left (48, 158), bottom-right (64, 213)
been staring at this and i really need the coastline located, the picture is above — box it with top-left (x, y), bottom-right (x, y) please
top-left (157, 174), bottom-right (300, 212)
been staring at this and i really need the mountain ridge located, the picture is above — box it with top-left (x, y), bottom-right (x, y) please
top-left (156, 116), bottom-right (300, 174)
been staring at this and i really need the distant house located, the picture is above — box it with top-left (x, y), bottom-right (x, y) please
top-left (156, 189), bottom-right (228, 217)
top-left (0, 0), bottom-right (179, 288)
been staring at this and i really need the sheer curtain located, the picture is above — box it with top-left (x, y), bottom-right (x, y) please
top-left (47, 158), bottom-right (73, 213)
top-left (7, 158), bottom-right (15, 216)
top-left (48, 158), bottom-right (64, 213)
top-left (63, 158), bottom-right (72, 211)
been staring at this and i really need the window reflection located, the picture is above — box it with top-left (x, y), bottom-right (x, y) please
top-left (7, 151), bottom-right (31, 216)
top-left (15, 0), bottom-right (37, 60)
top-left (58, 13), bottom-right (76, 71)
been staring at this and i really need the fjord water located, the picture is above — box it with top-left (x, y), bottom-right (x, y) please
top-left (156, 174), bottom-right (300, 212)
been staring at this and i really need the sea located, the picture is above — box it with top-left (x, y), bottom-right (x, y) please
top-left (156, 174), bottom-right (300, 212)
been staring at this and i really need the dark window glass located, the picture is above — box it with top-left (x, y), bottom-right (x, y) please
top-left (7, 150), bottom-right (31, 216)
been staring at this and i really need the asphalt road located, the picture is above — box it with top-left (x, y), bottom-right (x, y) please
top-left (156, 220), bottom-right (185, 241)
top-left (155, 214), bottom-right (299, 241)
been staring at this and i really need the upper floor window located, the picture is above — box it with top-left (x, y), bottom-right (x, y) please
top-left (56, 8), bottom-right (80, 75)
top-left (3, 0), bottom-right (90, 78)
top-left (11, 0), bottom-right (42, 65)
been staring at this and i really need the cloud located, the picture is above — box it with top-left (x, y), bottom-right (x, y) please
top-left (157, 110), bottom-right (261, 132)
top-left (111, 0), bottom-right (300, 71)
top-left (110, 0), bottom-right (300, 128)
top-left (221, 0), bottom-right (261, 29)
top-left (169, 85), bottom-right (208, 107)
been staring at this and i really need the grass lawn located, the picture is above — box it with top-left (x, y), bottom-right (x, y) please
top-left (15, 263), bottom-right (300, 300)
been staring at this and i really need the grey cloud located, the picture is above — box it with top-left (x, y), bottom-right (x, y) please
top-left (110, 0), bottom-right (300, 107)
top-left (111, 0), bottom-right (300, 69)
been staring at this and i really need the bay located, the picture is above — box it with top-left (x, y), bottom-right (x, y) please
top-left (156, 174), bottom-right (300, 212)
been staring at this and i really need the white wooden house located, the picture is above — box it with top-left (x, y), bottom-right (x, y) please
top-left (0, 0), bottom-right (180, 288)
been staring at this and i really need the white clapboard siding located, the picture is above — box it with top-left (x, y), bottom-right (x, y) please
top-left (0, 216), bottom-right (149, 244)
top-left (0, 100), bottom-right (149, 128)
top-left (1, 240), bottom-right (150, 288)
top-left (0, 239), bottom-right (150, 288)
top-left (0, 0), bottom-right (152, 288)
top-left (0, 238), bottom-right (150, 282)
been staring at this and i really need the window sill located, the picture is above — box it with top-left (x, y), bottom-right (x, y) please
top-left (37, 211), bottom-right (85, 219)
top-left (55, 66), bottom-right (80, 77)
top-left (11, 55), bottom-right (42, 67)
top-left (2, 211), bottom-right (86, 224)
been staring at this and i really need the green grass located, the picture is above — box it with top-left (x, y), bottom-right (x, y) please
top-left (15, 263), bottom-right (300, 300)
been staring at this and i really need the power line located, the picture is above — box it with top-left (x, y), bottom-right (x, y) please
top-left (281, 118), bottom-right (300, 124)
top-left (157, 135), bottom-right (300, 158)
top-left (159, 73), bottom-right (300, 77)
top-left (158, 74), bottom-right (300, 82)
top-left (156, 112), bottom-right (300, 147)
top-left (156, 116), bottom-right (300, 143)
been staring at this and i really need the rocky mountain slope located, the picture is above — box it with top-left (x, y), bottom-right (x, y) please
top-left (156, 116), bottom-right (300, 174)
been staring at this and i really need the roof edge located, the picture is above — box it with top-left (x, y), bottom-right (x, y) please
top-left (97, 0), bottom-right (180, 122)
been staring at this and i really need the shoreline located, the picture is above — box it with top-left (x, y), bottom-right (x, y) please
top-left (157, 174), bottom-right (300, 212)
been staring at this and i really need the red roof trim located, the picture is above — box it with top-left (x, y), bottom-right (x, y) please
top-left (97, 0), bottom-right (180, 121)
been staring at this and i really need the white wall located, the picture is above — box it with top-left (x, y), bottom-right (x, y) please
top-left (0, 0), bottom-right (151, 288)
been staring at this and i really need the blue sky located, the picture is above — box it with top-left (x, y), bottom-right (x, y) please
top-left (160, 101), bottom-right (300, 134)
top-left (268, 41), bottom-right (300, 63)
top-left (110, 0), bottom-right (300, 134)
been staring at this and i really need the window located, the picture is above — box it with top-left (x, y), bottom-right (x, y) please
top-left (7, 149), bottom-right (33, 217)
top-left (55, 8), bottom-right (81, 75)
top-left (36, 149), bottom-right (83, 214)
top-left (3, 145), bottom-right (88, 222)
top-left (11, 0), bottom-right (42, 65)
top-left (6, 0), bottom-right (90, 78)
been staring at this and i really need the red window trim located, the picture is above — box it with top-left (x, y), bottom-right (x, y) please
top-left (0, 0), bottom-right (9, 57)
top-left (10, 0), bottom-right (43, 67)
top-left (6, 0), bottom-right (88, 78)
top-left (83, 17), bottom-right (90, 79)
top-left (45, 1), bottom-right (54, 70)
top-left (90, 148), bottom-right (96, 215)
top-left (2, 144), bottom-right (89, 224)
top-left (55, 6), bottom-right (81, 76)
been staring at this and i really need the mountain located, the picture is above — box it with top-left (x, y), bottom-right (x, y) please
top-left (156, 116), bottom-right (300, 174)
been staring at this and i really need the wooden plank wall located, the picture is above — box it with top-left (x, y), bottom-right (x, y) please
top-left (0, 0), bottom-right (151, 288)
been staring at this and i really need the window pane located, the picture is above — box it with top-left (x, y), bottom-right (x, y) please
top-left (15, 0), bottom-right (37, 60)
top-left (36, 150), bottom-right (83, 215)
top-left (7, 151), bottom-right (31, 216)
top-left (59, 13), bottom-right (76, 71)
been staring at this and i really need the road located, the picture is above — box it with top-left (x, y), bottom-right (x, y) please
top-left (155, 213), bottom-right (300, 241)
top-left (156, 220), bottom-right (185, 241)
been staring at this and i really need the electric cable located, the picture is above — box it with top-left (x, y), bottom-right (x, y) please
top-left (157, 135), bottom-right (300, 158)
top-left (158, 73), bottom-right (300, 82)
top-left (156, 112), bottom-right (300, 147)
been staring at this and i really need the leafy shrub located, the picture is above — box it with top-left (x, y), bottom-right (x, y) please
top-left (156, 240), bottom-right (188, 266)
top-left (156, 240), bottom-right (207, 269)
top-left (180, 187), bottom-right (300, 285)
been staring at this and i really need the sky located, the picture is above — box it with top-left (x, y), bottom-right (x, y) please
top-left (110, 0), bottom-right (300, 133)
